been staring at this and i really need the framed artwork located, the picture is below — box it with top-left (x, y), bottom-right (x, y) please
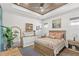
top-left (36, 26), bottom-right (40, 30)
top-left (52, 19), bottom-right (61, 28)
top-left (25, 23), bottom-right (33, 32)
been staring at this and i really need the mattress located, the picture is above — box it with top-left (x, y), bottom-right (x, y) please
top-left (35, 37), bottom-right (65, 49)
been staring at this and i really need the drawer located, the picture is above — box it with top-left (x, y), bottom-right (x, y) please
top-left (23, 38), bottom-right (35, 43)
top-left (23, 40), bottom-right (34, 44)
top-left (23, 41), bottom-right (34, 47)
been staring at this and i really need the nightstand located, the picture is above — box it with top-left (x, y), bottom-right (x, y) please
top-left (68, 40), bottom-right (79, 51)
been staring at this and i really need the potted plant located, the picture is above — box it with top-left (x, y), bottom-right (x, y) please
top-left (3, 27), bottom-right (14, 49)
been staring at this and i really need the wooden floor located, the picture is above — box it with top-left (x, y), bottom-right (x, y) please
top-left (0, 45), bottom-right (79, 56)
top-left (0, 48), bottom-right (22, 56)
top-left (21, 45), bottom-right (79, 56)
top-left (59, 48), bottom-right (79, 56)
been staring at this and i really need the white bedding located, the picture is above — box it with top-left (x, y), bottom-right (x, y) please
top-left (35, 37), bottom-right (65, 49)
top-left (35, 37), bottom-right (66, 55)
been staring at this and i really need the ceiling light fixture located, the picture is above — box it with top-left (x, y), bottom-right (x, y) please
top-left (40, 3), bottom-right (44, 12)
top-left (40, 7), bottom-right (44, 12)
top-left (17, 3), bottom-right (20, 5)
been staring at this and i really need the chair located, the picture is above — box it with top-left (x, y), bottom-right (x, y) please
top-left (12, 26), bottom-right (23, 48)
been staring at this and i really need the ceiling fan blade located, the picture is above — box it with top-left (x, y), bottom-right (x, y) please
top-left (40, 3), bottom-right (44, 7)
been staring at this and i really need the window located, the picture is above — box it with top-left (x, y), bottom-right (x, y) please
top-left (70, 17), bottom-right (79, 26)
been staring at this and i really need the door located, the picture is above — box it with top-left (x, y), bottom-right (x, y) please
top-left (0, 6), bottom-right (4, 51)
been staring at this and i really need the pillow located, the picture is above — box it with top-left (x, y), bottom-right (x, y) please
top-left (49, 32), bottom-right (64, 39)
top-left (49, 32), bottom-right (55, 38)
top-left (48, 35), bottom-right (55, 39)
top-left (54, 33), bottom-right (63, 39)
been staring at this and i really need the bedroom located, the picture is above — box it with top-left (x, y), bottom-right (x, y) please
top-left (0, 3), bottom-right (79, 56)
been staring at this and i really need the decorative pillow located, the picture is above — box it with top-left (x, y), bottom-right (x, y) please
top-left (54, 33), bottom-right (63, 39)
top-left (49, 32), bottom-right (64, 39)
top-left (49, 33), bottom-right (56, 39)
top-left (48, 35), bottom-right (55, 39)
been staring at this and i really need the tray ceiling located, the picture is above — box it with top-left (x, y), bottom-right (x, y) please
top-left (14, 3), bottom-right (66, 15)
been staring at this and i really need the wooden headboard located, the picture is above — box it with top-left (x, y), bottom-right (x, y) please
top-left (49, 30), bottom-right (66, 40)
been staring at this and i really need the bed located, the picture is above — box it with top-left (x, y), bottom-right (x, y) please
top-left (34, 30), bottom-right (66, 56)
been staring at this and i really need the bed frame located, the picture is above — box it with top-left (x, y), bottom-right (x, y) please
top-left (34, 30), bottom-right (66, 56)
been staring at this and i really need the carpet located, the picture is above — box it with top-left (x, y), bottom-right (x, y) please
top-left (20, 47), bottom-right (42, 56)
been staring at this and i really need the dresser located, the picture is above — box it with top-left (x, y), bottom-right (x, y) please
top-left (23, 36), bottom-right (37, 47)
top-left (23, 31), bottom-right (37, 47)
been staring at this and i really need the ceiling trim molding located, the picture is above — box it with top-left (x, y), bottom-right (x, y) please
top-left (1, 3), bottom-right (79, 20)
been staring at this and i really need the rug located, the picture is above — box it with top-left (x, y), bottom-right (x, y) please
top-left (20, 47), bottom-right (42, 56)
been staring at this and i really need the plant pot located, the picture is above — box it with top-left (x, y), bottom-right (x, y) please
top-left (7, 42), bottom-right (12, 49)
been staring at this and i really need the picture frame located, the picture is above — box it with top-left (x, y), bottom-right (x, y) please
top-left (36, 26), bottom-right (40, 30)
top-left (52, 19), bottom-right (61, 28)
top-left (25, 23), bottom-right (33, 32)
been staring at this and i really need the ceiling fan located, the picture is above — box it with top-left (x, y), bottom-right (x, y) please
top-left (40, 3), bottom-right (44, 7)
top-left (29, 3), bottom-right (45, 12)
top-left (15, 3), bottom-right (48, 12)
top-left (39, 3), bottom-right (45, 12)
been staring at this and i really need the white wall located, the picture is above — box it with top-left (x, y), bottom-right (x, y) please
top-left (42, 7), bottom-right (79, 40)
top-left (3, 11), bottom-right (42, 35)
top-left (3, 4), bottom-right (79, 40)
